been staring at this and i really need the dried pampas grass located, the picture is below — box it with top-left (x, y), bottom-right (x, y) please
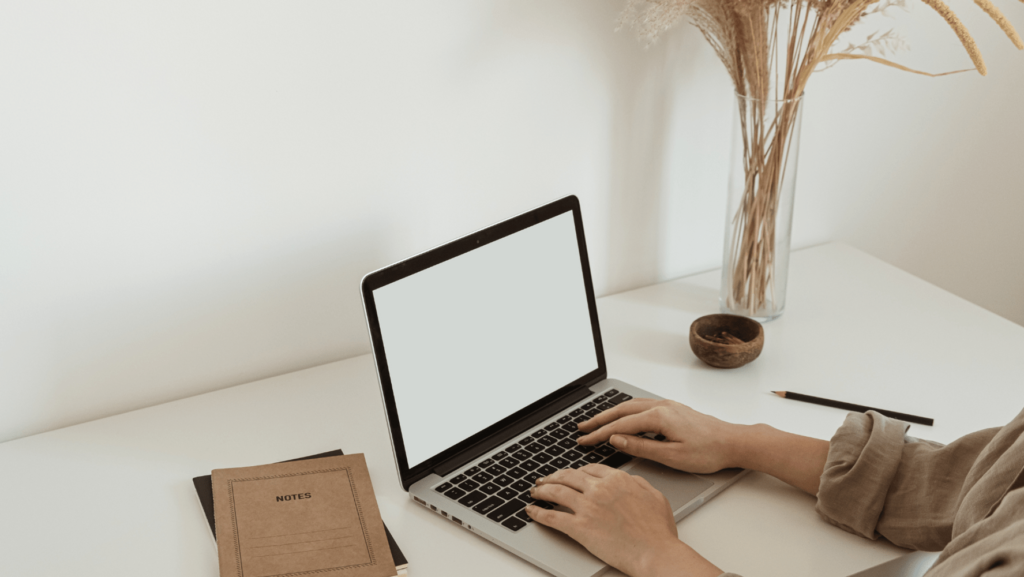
top-left (618, 0), bottom-right (1022, 317)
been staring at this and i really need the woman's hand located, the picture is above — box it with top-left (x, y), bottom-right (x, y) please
top-left (577, 399), bottom-right (743, 474)
top-left (578, 398), bottom-right (832, 495)
top-left (526, 465), bottom-right (721, 577)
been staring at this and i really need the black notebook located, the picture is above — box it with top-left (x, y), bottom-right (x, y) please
top-left (192, 449), bottom-right (409, 573)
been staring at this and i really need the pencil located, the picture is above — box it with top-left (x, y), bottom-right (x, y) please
top-left (772, 391), bottom-right (934, 426)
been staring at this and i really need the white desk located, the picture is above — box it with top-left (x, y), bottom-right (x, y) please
top-left (3, 243), bottom-right (1023, 577)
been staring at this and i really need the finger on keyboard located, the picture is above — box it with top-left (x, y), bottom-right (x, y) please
top-left (576, 398), bottom-right (657, 433)
top-left (578, 410), bottom-right (660, 445)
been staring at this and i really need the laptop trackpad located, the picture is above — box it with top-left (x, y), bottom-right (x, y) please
top-left (626, 460), bottom-right (713, 511)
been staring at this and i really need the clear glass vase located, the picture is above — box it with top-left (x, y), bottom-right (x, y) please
top-left (720, 92), bottom-right (804, 322)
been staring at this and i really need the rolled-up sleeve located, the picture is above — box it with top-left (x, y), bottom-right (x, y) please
top-left (815, 411), bottom-right (999, 551)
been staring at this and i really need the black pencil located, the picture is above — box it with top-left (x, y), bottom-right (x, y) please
top-left (772, 391), bottom-right (934, 426)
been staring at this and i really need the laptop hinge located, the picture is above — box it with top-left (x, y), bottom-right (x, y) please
top-left (433, 385), bottom-right (598, 478)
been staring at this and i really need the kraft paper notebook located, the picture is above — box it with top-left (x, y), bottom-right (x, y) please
top-left (192, 450), bottom-right (408, 573)
top-left (211, 453), bottom-right (396, 577)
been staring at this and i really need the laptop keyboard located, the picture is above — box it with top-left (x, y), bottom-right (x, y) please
top-left (430, 388), bottom-right (637, 532)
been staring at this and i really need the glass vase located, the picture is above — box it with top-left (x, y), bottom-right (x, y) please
top-left (720, 92), bottom-right (804, 322)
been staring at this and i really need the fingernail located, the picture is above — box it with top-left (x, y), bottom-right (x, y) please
top-left (535, 476), bottom-right (545, 485)
top-left (610, 435), bottom-right (626, 449)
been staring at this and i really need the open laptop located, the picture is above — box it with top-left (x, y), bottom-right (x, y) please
top-left (361, 196), bottom-right (747, 577)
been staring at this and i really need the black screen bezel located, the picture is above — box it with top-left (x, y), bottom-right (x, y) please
top-left (360, 195), bottom-right (607, 490)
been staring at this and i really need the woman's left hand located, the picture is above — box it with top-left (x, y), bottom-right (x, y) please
top-left (526, 464), bottom-right (722, 577)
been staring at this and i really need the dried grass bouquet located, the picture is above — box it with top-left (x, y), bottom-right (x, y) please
top-left (619, 0), bottom-right (1022, 318)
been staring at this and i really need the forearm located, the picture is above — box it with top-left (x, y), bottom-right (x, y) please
top-left (730, 423), bottom-right (830, 496)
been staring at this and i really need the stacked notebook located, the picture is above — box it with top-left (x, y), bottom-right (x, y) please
top-left (193, 450), bottom-right (408, 577)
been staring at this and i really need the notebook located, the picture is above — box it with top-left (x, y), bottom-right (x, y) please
top-left (192, 450), bottom-right (408, 574)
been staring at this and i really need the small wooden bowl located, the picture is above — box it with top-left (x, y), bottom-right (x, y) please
top-left (689, 314), bottom-right (764, 369)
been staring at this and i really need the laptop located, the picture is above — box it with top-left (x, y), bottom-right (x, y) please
top-left (847, 552), bottom-right (938, 577)
top-left (361, 195), bottom-right (747, 577)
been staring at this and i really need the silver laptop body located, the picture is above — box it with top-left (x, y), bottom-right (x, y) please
top-left (848, 552), bottom-right (938, 577)
top-left (361, 196), bottom-right (746, 577)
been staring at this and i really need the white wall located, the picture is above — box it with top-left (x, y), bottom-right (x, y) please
top-left (797, 2), bottom-right (1024, 327)
top-left (1, 0), bottom-right (1021, 443)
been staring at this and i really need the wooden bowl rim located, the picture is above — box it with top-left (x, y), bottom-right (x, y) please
top-left (689, 314), bottom-right (764, 349)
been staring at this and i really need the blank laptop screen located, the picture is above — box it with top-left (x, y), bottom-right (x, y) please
top-left (373, 212), bottom-right (599, 470)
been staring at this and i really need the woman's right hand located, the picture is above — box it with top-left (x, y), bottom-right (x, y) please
top-left (576, 399), bottom-right (745, 474)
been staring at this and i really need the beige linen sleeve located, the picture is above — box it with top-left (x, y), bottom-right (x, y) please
top-left (815, 411), bottom-right (1000, 551)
